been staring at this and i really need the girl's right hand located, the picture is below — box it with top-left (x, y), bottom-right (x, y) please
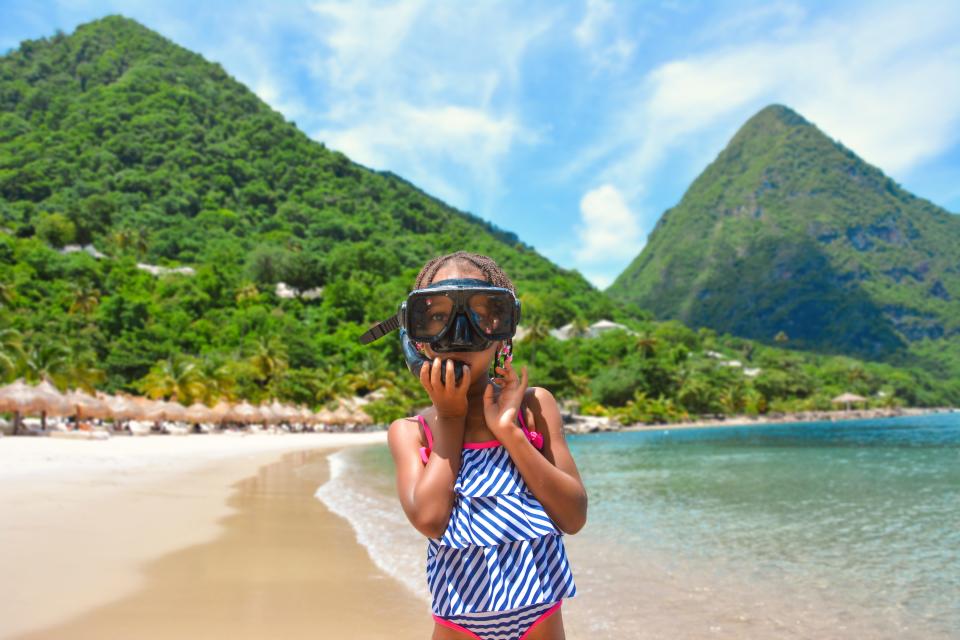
top-left (420, 357), bottom-right (472, 418)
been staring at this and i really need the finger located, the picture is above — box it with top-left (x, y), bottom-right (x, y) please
top-left (431, 357), bottom-right (442, 390)
top-left (520, 365), bottom-right (528, 390)
top-left (458, 363), bottom-right (472, 390)
top-left (445, 358), bottom-right (454, 391)
top-left (419, 358), bottom-right (432, 392)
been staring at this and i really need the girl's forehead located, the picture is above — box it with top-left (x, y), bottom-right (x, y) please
top-left (431, 265), bottom-right (486, 282)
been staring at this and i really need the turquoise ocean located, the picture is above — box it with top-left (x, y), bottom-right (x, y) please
top-left (315, 412), bottom-right (960, 639)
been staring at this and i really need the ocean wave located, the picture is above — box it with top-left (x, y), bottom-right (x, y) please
top-left (313, 449), bottom-right (429, 602)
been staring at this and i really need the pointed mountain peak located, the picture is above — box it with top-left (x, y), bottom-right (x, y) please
top-left (726, 103), bottom-right (818, 148)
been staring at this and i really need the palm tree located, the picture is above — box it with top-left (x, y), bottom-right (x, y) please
top-left (69, 285), bottom-right (101, 316)
top-left (197, 357), bottom-right (238, 403)
top-left (315, 365), bottom-right (353, 405)
top-left (137, 355), bottom-right (206, 404)
top-left (522, 317), bottom-right (551, 366)
top-left (0, 282), bottom-right (14, 308)
top-left (64, 347), bottom-right (105, 393)
top-left (635, 330), bottom-right (659, 359)
top-left (235, 283), bottom-right (260, 304)
top-left (22, 341), bottom-right (71, 387)
top-left (0, 328), bottom-right (24, 381)
top-left (249, 336), bottom-right (288, 396)
top-left (111, 228), bottom-right (148, 258)
top-left (346, 355), bottom-right (397, 397)
top-left (568, 316), bottom-right (590, 339)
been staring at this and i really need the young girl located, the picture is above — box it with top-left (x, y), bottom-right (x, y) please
top-left (386, 252), bottom-right (587, 640)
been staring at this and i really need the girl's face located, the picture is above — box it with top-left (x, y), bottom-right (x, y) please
top-left (420, 264), bottom-right (500, 384)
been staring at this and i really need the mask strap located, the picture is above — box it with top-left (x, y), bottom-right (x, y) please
top-left (358, 312), bottom-right (401, 345)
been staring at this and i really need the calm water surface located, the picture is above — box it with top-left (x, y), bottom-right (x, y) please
top-left (317, 413), bottom-right (960, 639)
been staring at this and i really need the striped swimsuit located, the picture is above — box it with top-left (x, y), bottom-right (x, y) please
top-left (418, 406), bottom-right (577, 639)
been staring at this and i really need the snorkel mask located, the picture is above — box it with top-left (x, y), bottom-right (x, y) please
top-left (359, 278), bottom-right (521, 384)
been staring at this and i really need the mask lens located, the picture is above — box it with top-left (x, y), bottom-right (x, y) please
top-left (468, 292), bottom-right (513, 336)
top-left (409, 293), bottom-right (454, 338)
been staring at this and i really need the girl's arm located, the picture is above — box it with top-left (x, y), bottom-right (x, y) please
top-left (388, 358), bottom-right (471, 539)
top-left (483, 364), bottom-right (588, 534)
top-left (389, 413), bottom-right (465, 538)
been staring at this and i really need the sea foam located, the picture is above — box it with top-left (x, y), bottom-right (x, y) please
top-left (313, 448), bottom-right (429, 601)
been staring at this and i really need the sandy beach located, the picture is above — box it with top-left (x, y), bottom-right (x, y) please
top-left (0, 433), bottom-right (430, 640)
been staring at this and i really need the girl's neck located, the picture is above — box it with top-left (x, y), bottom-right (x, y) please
top-left (438, 378), bottom-right (495, 423)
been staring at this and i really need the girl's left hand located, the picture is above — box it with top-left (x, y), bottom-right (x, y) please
top-left (482, 359), bottom-right (528, 437)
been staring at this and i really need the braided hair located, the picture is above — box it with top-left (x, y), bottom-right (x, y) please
top-left (413, 251), bottom-right (516, 293)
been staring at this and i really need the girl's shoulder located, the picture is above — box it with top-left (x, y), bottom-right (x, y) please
top-left (388, 411), bottom-right (431, 447)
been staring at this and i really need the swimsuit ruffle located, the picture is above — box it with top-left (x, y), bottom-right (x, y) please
top-left (437, 490), bottom-right (562, 549)
top-left (427, 533), bottom-right (577, 616)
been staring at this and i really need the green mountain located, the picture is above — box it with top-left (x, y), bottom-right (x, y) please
top-left (0, 16), bottom-right (630, 402)
top-left (608, 105), bottom-right (960, 368)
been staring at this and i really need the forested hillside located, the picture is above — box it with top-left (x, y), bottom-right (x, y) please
top-left (0, 17), bottom-right (627, 409)
top-left (1, 18), bottom-right (956, 420)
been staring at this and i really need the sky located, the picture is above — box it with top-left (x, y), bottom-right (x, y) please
top-left (2, 1), bottom-right (959, 289)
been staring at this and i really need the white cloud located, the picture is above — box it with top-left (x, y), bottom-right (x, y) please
top-left (315, 103), bottom-right (522, 206)
top-left (309, 0), bottom-right (426, 91)
top-left (573, 0), bottom-right (636, 71)
top-left (574, 184), bottom-right (643, 264)
top-left (583, 271), bottom-right (612, 289)
top-left (307, 1), bottom-right (552, 211)
top-left (574, 0), bottom-right (612, 46)
top-left (575, 1), bottom-right (960, 194)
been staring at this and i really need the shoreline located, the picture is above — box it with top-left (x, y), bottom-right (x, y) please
top-left (616, 406), bottom-right (959, 432)
top-left (0, 432), bottom-right (416, 639)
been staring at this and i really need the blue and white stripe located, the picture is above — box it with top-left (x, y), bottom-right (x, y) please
top-left (441, 601), bottom-right (558, 640)
top-left (426, 441), bottom-right (577, 617)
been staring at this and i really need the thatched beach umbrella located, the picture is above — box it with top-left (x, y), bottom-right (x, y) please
top-left (93, 392), bottom-right (138, 431)
top-left (332, 406), bottom-right (353, 426)
top-left (34, 380), bottom-right (71, 431)
top-left (0, 379), bottom-right (46, 434)
top-left (144, 399), bottom-right (188, 422)
top-left (832, 392), bottom-right (867, 411)
top-left (228, 400), bottom-right (261, 424)
top-left (351, 408), bottom-right (373, 427)
top-left (298, 407), bottom-right (313, 425)
top-left (185, 402), bottom-right (214, 424)
top-left (315, 407), bottom-right (335, 428)
top-left (209, 400), bottom-right (232, 424)
top-left (102, 393), bottom-right (139, 421)
top-left (65, 389), bottom-right (109, 424)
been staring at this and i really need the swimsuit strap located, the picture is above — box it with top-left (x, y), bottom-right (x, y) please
top-left (516, 403), bottom-right (544, 450)
top-left (417, 415), bottom-right (434, 464)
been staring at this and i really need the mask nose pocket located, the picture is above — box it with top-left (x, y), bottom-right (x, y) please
top-left (451, 315), bottom-right (472, 344)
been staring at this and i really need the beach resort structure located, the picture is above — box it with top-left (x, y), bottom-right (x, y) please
top-left (0, 378), bottom-right (373, 438)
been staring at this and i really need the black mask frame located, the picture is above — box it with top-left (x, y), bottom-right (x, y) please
top-left (358, 278), bottom-right (521, 350)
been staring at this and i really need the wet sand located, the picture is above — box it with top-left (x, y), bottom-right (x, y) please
top-left (2, 437), bottom-right (430, 640)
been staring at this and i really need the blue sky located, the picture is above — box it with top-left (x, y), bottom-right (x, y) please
top-left (2, 1), bottom-right (959, 289)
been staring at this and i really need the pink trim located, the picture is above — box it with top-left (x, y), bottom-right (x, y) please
top-left (418, 400), bottom-right (542, 461)
top-left (518, 601), bottom-right (563, 640)
top-left (432, 615), bottom-right (484, 640)
top-left (463, 440), bottom-right (501, 449)
top-left (417, 415), bottom-right (435, 450)
top-left (516, 405), bottom-right (543, 450)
